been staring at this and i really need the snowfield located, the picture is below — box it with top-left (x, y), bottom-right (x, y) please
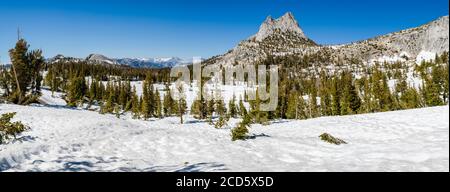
top-left (0, 104), bottom-right (448, 172)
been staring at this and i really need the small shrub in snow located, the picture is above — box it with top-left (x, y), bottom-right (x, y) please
top-left (231, 114), bottom-right (251, 141)
top-left (0, 112), bottom-right (29, 144)
top-left (214, 115), bottom-right (229, 129)
top-left (319, 133), bottom-right (347, 145)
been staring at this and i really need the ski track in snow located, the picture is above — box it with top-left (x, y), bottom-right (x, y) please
top-left (0, 104), bottom-right (448, 172)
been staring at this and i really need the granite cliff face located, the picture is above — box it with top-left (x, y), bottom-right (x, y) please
top-left (204, 13), bottom-right (449, 67)
top-left (254, 12), bottom-right (307, 41)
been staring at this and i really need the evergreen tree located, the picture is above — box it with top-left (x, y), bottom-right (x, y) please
top-left (141, 92), bottom-right (151, 120)
top-left (6, 39), bottom-right (45, 104)
top-left (28, 49), bottom-right (44, 94)
top-left (231, 112), bottom-right (251, 141)
top-left (238, 98), bottom-right (247, 117)
top-left (330, 78), bottom-right (341, 115)
top-left (176, 83), bottom-right (187, 124)
top-left (296, 95), bottom-right (307, 119)
top-left (228, 94), bottom-right (238, 118)
top-left (131, 86), bottom-right (140, 119)
top-left (319, 71), bottom-right (332, 116)
top-left (154, 89), bottom-right (162, 118)
top-left (216, 97), bottom-right (226, 117)
top-left (309, 82), bottom-right (319, 118)
top-left (8, 39), bottom-right (31, 103)
top-left (102, 93), bottom-right (114, 114)
top-left (340, 72), bottom-right (361, 115)
top-left (207, 91), bottom-right (215, 122)
top-left (400, 87), bottom-right (422, 109)
top-left (423, 77), bottom-right (443, 106)
top-left (163, 84), bottom-right (174, 116)
top-left (89, 79), bottom-right (98, 104)
top-left (141, 79), bottom-right (152, 119)
top-left (190, 98), bottom-right (201, 118)
top-left (0, 67), bottom-right (12, 98)
top-left (67, 76), bottom-right (87, 107)
top-left (286, 91), bottom-right (298, 119)
top-left (114, 103), bottom-right (121, 118)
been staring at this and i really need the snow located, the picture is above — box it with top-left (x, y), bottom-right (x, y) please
top-left (416, 51), bottom-right (436, 64)
top-left (109, 80), bottom-right (252, 112)
top-left (369, 55), bottom-right (406, 65)
top-left (38, 88), bottom-right (67, 106)
top-left (0, 104), bottom-right (448, 172)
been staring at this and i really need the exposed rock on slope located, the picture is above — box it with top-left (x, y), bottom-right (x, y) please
top-left (205, 13), bottom-right (449, 67)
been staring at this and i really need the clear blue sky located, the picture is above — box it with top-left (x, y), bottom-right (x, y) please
top-left (0, 0), bottom-right (448, 63)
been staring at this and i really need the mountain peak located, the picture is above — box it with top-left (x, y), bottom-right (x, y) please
top-left (255, 12), bottom-right (306, 41)
top-left (280, 11), bottom-right (295, 21)
top-left (86, 54), bottom-right (115, 64)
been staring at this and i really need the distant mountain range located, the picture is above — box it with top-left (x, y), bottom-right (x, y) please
top-left (47, 54), bottom-right (190, 68)
top-left (46, 12), bottom-right (449, 69)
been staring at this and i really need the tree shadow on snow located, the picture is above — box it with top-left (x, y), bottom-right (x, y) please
top-left (174, 162), bottom-right (228, 172)
top-left (57, 161), bottom-right (94, 172)
top-left (31, 104), bottom-right (83, 111)
top-left (270, 119), bottom-right (290, 124)
top-left (247, 133), bottom-right (271, 140)
top-left (115, 162), bottom-right (228, 172)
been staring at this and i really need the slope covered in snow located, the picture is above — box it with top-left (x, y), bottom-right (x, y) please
top-left (0, 104), bottom-right (448, 172)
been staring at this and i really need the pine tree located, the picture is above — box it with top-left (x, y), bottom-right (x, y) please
top-left (238, 98), bottom-right (247, 117)
top-left (141, 93), bottom-right (150, 120)
top-left (309, 82), bottom-right (319, 118)
top-left (230, 112), bottom-right (251, 141)
top-left (8, 39), bottom-right (31, 103)
top-left (131, 86), bottom-right (140, 119)
top-left (190, 98), bottom-right (201, 118)
top-left (176, 83), bottom-right (187, 124)
top-left (89, 79), bottom-right (98, 104)
top-left (423, 77), bottom-right (443, 106)
top-left (163, 84), bottom-right (174, 116)
top-left (400, 87), bottom-right (422, 109)
top-left (431, 65), bottom-right (447, 104)
top-left (359, 76), bottom-right (372, 113)
top-left (141, 79), bottom-right (152, 119)
top-left (102, 93), bottom-right (114, 114)
top-left (250, 89), bottom-right (269, 124)
top-left (443, 63), bottom-right (449, 104)
top-left (228, 94), bottom-right (238, 118)
top-left (28, 49), bottom-right (44, 94)
top-left (207, 91), bottom-right (215, 122)
top-left (154, 89), bottom-right (162, 118)
top-left (67, 76), bottom-right (87, 107)
top-left (330, 78), bottom-right (341, 116)
top-left (286, 91), bottom-right (298, 119)
top-left (380, 74), bottom-right (394, 111)
top-left (114, 103), bottom-right (121, 119)
top-left (340, 72), bottom-right (361, 115)
top-left (118, 81), bottom-right (127, 108)
top-left (296, 95), bottom-right (307, 119)
top-left (0, 67), bottom-right (12, 98)
top-left (216, 97), bottom-right (226, 117)
top-left (319, 71), bottom-right (332, 116)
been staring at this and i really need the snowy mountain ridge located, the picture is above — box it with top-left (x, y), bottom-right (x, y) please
top-left (48, 54), bottom-right (188, 68)
top-left (205, 13), bottom-right (449, 67)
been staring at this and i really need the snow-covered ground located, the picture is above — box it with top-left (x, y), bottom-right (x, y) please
top-left (0, 103), bottom-right (448, 172)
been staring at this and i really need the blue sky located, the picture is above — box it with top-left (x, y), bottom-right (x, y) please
top-left (0, 0), bottom-right (448, 63)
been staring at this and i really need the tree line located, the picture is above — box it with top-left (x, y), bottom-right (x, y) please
top-left (1, 39), bottom-right (448, 141)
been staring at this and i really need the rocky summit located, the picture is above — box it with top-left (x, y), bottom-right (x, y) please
top-left (254, 12), bottom-right (308, 41)
top-left (204, 12), bottom-right (449, 67)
